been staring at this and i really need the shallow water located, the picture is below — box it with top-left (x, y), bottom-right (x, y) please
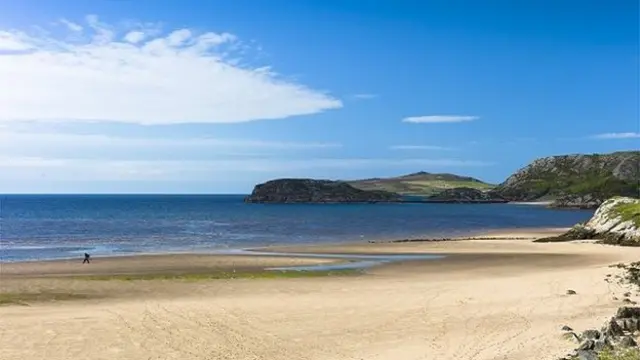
top-left (0, 195), bottom-right (593, 262)
top-left (216, 249), bottom-right (446, 271)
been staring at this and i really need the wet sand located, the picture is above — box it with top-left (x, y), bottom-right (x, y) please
top-left (1, 228), bottom-right (639, 360)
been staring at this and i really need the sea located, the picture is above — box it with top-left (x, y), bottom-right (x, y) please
top-left (0, 195), bottom-right (594, 263)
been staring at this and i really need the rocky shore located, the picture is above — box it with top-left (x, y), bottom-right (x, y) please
top-left (558, 262), bottom-right (640, 360)
top-left (536, 197), bottom-right (640, 246)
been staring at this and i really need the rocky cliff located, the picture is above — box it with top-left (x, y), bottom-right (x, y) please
top-left (244, 179), bottom-right (402, 203)
top-left (426, 187), bottom-right (507, 203)
top-left (536, 197), bottom-right (640, 246)
top-left (494, 151), bottom-right (640, 208)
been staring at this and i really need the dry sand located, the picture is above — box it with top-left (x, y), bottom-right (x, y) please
top-left (2, 229), bottom-right (640, 360)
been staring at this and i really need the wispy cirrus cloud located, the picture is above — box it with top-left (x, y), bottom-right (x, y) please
top-left (402, 115), bottom-right (479, 123)
top-left (0, 31), bottom-right (32, 50)
top-left (58, 18), bottom-right (83, 32)
top-left (591, 132), bottom-right (640, 139)
top-left (0, 156), bottom-right (494, 182)
top-left (0, 130), bottom-right (342, 161)
top-left (0, 15), bottom-right (342, 125)
top-left (389, 145), bottom-right (455, 151)
top-left (351, 93), bottom-right (378, 100)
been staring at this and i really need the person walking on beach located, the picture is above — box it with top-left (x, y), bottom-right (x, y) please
top-left (83, 253), bottom-right (91, 264)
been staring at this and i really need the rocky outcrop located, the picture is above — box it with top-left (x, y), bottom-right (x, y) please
top-left (494, 151), bottom-right (640, 208)
top-left (425, 187), bottom-right (507, 203)
top-left (557, 262), bottom-right (640, 359)
top-left (551, 194), bottom-right (604, 209)
top-left (244, 179), bottom-right (402, 203)
top-left (536, 197), bottom-right (640, 246)
top-left (559, 306), bottom-right (640, 360)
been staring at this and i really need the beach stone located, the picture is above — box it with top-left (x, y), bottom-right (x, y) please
top-left (618, 335), bottom-right (638, 347)
top-left (593, 337), bottom-right (613, 352)
top-left (616, 306), bottom-right (640, 318)
top-left (602, 317), bottom-right (625, 337)
top-left (618, 317), bottom-right (640, 331)
top-left (562, 325), bottom-right (574, 331)
top-left (562, 332), bottom-right (582, 343)
top-left (559, 351), bottom-right (578, 360)
top-left (577, 339), bottom-right (595, 350)
top-left (576, 350), bottom-right (598, 360)
top-left (582, 329), bottom-right (601, 340)
top-left (567, 289), bottom-right (578, 295)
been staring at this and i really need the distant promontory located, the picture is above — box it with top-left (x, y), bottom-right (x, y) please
top-left (245, 150), bottom-right (639, 207)
top-left (244, 179), bottom-right (402, 203)
top-left (493, 151), bottom-right (639, 208)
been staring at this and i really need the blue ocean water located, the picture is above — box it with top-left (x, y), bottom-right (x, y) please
top-left (0, 195), bottom-right (594, 262)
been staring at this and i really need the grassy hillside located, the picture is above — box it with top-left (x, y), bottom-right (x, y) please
top-left (347, 172), bottom-right (495, 197)
top-left (494, 151), bottom-right (640, 204)
top-left (612, 199), bottom-right (640, 227)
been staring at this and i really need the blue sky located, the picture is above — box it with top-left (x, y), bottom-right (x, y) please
top-left (0, 0), bottom-right (638, 193)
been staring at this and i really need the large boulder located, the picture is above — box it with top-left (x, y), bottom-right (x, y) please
top-left (536, 197), bottom-right (640, 245)
top-left (244, 178), bottom-right (402, 203)
top-left (562, 306), bottom-right (640, 359)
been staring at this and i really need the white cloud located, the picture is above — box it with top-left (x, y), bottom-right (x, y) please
top-left (0, 31), bottom-right (32, 50)
top-left (389, 145), bottom-right (455, 151)
top-left (58, 18), bottom-right (83, 32)
top-left (352, 93), bottom-right (378, 100)
top-left (0, 15), bottom-right (342, 125)
top-left (0, 156), bottom-right (493, 181)
top-left (402, 115), bottom-right (479, 123)
top-left (123, 31), bottom-right (146, 44)
top-left (0, 131), bottom-right (342, 159)
top-left (591, 132), bottom-right (640, 139)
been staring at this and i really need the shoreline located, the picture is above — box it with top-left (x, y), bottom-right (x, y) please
top-left (0, 226), bottom-right (573, 265)
top-left (0, 226), bottom-right (572, 278)
top-left (3, 227), bottom-right (639, 360)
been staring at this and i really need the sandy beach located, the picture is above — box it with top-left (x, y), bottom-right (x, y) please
top-left (2, 229), bottom-right (640, 360)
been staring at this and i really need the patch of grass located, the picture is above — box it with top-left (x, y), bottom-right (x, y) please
top-left (596, 348), bottom-right (640, 360)
top-left (566, 348), bottom-right (640, 360)
top-left (76, 269), bottom-right (360, 281)
top-left (498, 162), bottom-right (639, 202)
top-left (349, 178), bottom-right (494, 196)
top-left (0, 291), bottom-right (90, 306)
top-left (406, 180), bottom-right (494, 189)
top-left (612, 201), bottom-right (640, 227)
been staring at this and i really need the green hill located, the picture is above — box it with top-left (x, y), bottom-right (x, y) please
top-left (493, 151), bottom-right (640, 208)
top-left (347, 171), bottom-right (495, 197)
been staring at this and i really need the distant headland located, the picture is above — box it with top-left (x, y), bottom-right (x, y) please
top-left (245, 150), bottom-right (640, 208)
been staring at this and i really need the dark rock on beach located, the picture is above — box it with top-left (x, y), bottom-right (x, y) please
top-left (561, 307), bottom-right (640, 359)
top-left (558, 261), bottom-right (640, 359)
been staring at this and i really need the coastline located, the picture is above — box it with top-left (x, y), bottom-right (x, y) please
top-left (0, 226), bottom-right (574, 265)
top-left (508, 200), bottom-right (554, 206)
top-left (2, 227), bottom-right (639, 360)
